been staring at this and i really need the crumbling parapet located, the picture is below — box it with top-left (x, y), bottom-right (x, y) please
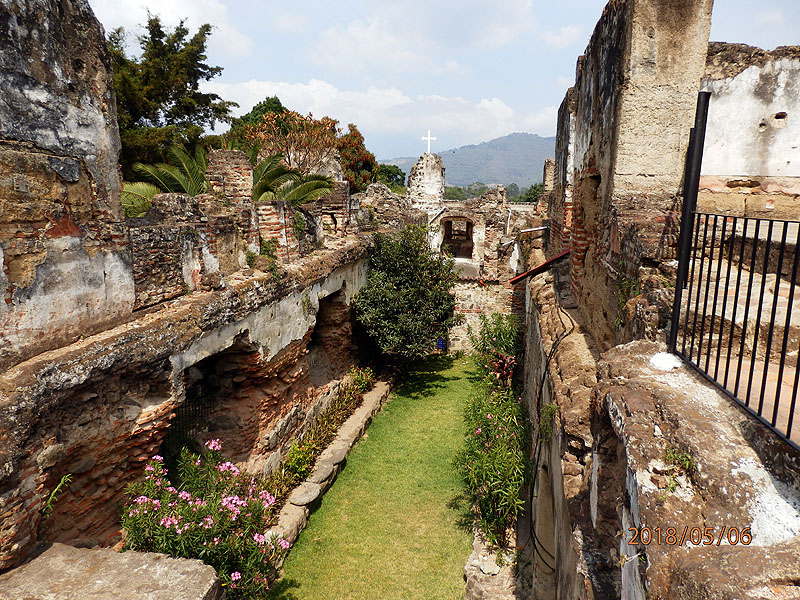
top-left (523, 268), bottom-right (800, 599)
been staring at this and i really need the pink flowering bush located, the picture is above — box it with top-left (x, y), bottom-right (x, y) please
top-left (457, 313), bottom-right (529, 548)
top-left (122, 441), bottom-right (288, 598)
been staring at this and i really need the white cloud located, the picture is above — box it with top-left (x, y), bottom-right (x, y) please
top-left (306, 0), bottom-right (536, 75)
top-left (541, 24), bottom-right (585, 49)
top-left (90, 0), bottom-right (253, 59)
top-left (311, 16), bottom-right (466, 75)
top-left (755, 9), bottom-right (785, 26)
top-left (203, 78), bottom-right (557, 155)
top-left (271, 13), bottom-right (309, 33)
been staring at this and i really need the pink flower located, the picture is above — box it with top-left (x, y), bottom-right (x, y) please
top-left (145, 465), bottom-right (155, 472)
top-left (179, 491), bottom-right (192, 501)
top-left (152, 454), bottom-right (164, 461)
top-left (205, 439), bottom-right (222, 451)
top-left (253, 533), bottom-right (266, 544)
top-left (278, 538), bottom-right (290, 550)
top-left (487, 413), bottom-right (492, 420)
top-left (475, 428), bottom-right (482, 435)
top-left (231, 572), bottom-right (241, 581)
top-left (217, 461), bottom-right (240, 475)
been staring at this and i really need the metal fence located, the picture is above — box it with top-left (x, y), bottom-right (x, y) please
top-left (160, 378), bottom-right (217, 464)
top-left (670, 213), bottom-right (800, 448)
top-left (668, 91), bottom-right (800, 451)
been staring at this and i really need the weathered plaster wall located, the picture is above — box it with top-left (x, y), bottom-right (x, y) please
top-left (702, 43), bottom-right (800, 179)
top-left (565, 0), bottom-right (713, 349)
top-left (0, 242), bottom-right (368, 570)
top-left (698, 44), bottom-right (800, 220)
top-left (0, 0), bottom-right (135, 370)
top-left (407, 153), bottom-right (445, 214)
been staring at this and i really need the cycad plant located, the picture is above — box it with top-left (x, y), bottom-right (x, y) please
top-left (133, 145), bottom-right (209, 196)
top-left (121, 145), bottom-right (210, 217)
top-left (120, 181), bottom-right (162, 217)
top-left (252, 153), bottom-right (333, 208)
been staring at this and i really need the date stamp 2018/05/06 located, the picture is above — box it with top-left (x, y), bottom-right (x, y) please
top-left (627, 526), bottom-right (752, 546)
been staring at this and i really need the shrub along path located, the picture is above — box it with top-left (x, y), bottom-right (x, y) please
top-left (267, 356), bottom-right (474, 600)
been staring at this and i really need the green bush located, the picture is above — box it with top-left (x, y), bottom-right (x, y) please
top-left (457, 313), bottom-right (528, 548)
top-left (455, 386), bottom-right (528, 547)
top-left (354, 225), bottom-right (458, 362)
top-left (349, 365), bottom-right (376, 393)
top-left (283, 442), bottom-right (316, 480)
top-left (468, 313), bottom-right (519, 382)
top-left (122, 442), bottom-right (287, 598)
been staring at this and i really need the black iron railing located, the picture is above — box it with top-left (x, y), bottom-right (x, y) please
top-left (669, 91), bottom-right (800, 450)
top-left (671, 213), bottom-right (800, 447)
top-left (160, 378), bottom-right (217, 464)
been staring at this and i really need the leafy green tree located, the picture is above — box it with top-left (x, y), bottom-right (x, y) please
top-left (506, 183), bottom-right (520, 198)
top-left (336, 124), bottom-right (377, 193)
top-left (231, 96), bottom-right (286, 131)
top-left (375, 164), bottom-right (406, 188)
top-left (354, 225), bottom-right (458, 361)
top-left (444, 186), bottom-right (466, 201)
top-left (108, 16), bottom-right (236, 179)
top-left (519, 183), bottom-right (544, 203)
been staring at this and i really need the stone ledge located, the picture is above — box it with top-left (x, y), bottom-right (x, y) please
top-left (269, 381), bottom-right (391, 548)
top-left (0, 543), bottom-right (224, 600)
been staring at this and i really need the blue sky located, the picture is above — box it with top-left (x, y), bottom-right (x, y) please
top-left (90, 0), bottom-right (799, 160)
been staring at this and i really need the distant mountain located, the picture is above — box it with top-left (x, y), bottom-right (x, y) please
top-left (380, 132), bottom-right (555, 188)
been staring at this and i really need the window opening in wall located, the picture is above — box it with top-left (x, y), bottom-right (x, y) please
top-left (160, 362), bottom-right (219, 472)
top-left (441, 218), bottom-right (474, 259)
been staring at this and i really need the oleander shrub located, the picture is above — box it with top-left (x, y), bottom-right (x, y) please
top-left (122, 440), bottom-right (288, 598)
top-left (457, 313), bottom-right (528, 548)
top-left (468, 313), bottom-right (519, 383)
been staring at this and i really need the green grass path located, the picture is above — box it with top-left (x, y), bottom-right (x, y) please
top-left (267, 357), bottom-right (473, 600)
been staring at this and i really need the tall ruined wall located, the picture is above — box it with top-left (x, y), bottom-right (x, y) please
top-left (548, 89), bottom-right (576, 255)
top-left (0, 0), bottom-right (135, 370)
top-left (566, 0), bottom-right (713, 348)
top-left (699, 43), bottom-right (800, 220)
top-left (407, 153), bottom-right (445, 214)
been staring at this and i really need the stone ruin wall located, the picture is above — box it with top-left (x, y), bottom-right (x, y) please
top-left (0, 0), bottom-right (134, 371)
top-left (699, 43), bottom-right (800, 220)
top-left (0, 0), bottom-right (394, 573)
top-left (550, 0), bottom-right (713, 349)
top-left (528, 1), bottom-right (800, 598)
top-left (548, 89), bottom-right (577, 256)
top-left (406, 152), bottom-right (445, 215)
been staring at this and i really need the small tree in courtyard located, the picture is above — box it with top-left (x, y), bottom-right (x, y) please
top-left (354, 225), bottom-right (458, 362)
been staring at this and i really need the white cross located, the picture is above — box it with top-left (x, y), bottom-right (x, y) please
top-left (421, 129), bottom-right (437, 154)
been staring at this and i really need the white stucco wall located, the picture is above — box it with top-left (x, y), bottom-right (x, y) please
top-left (702, 57), bottom-right (800, 177)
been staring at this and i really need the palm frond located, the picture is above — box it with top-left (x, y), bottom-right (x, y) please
top-left (168, 145), bottom-right (208, 195)
top-left (277, 175), bottom-right (334, 207)
top-left (132, 162), bottom-right (176, 192)
top-left (121, 181), bottom-right (161, 217)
